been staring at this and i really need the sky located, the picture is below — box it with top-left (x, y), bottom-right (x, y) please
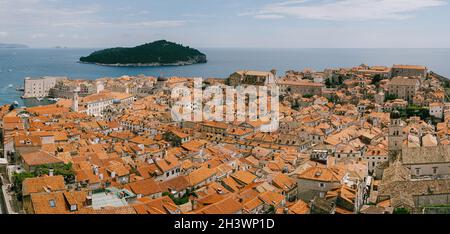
top-left (1, 0), bottom-right (450, 48)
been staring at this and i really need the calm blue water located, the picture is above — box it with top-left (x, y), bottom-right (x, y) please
top-left (1, 48), bottom-right (449, 106)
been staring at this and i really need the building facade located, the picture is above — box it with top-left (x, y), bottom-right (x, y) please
top-left (23, 76), bottom-right (67, 99)
top-left (391, 65), bottom-right (428, 79)
top-left (388, 77), bottom-right (420, 103)
top-left (228, 70), bottom-right (277, 86)
top-left (278, 80), bottom-right (324, 96)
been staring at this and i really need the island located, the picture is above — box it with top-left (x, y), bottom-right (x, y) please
top-left (79, 40), bottom-right (207, 67)
top-left (0, 43), bottom-right (29, 49)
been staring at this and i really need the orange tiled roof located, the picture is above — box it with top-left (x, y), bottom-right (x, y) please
top-left (21, 150), bottom-right (64, 167)
top-left (22, 175), bottom-right (66, 196)
top-left (124, 178), bottom-right (162, 196)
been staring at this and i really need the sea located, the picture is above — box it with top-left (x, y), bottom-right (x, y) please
top-left (0, 48), bottom-right (450, 106)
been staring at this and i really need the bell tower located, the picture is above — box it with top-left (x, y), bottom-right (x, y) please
top-left (388, 110), bottom-right (404, 164)
top-left (71, 86), bottom-right (80, 112)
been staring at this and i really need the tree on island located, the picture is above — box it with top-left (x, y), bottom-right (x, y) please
top-left (79, 40), bottom-right (207, 66)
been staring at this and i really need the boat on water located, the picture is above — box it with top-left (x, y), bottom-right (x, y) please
top-left (36, 97), bottom-right (43, 101)
top-left (16, 86), bottom-right (24, 91)
top-left (8, 84), bottom-right (14, 88)
top-left (13, 101), bottom-right (19, 106)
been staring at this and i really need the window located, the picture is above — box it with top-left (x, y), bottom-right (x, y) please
top-left (433, 167), bottom-right (438, 174)
top-left (415, 168), bottom-right (421, 175)
top-left (49, 199), bottom-right (56, 208)
top-left (319, 183), bottom-right (325, 188)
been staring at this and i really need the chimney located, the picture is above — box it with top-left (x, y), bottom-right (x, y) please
top-left (192, 200), bottom-right (198, 210)
top-left (43, 186), bottom-right (52, 193)
top-left (93, 166), bottom-right (99, 175)
top-left (217, 188), bottom-right (223, 194)
top-left (86, 195), bottom-right (92, 207)
top-left (147, 158), bottom-right (153, 164)
top-left (315, 169), bottom-right (322, 177)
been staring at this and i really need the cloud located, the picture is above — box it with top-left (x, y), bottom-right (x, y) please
top-left (0, 0), bottom-right (185, 31)
top-left (253, 0), bottom-right (447, 21)
top-left (31, 33), bottom-right (47, 39)
top-left (0, 31), bottom-right (8, 37)
top-left (0, 0), bottom-right (101, 28)
top-left (136, 10), bottom-right (150, 15)
top-left (254, 14), bottom-right (285, 19)
top-left (129, 20), bottom-right (186, 27)
top-left (51, 20), bottom-right (186, 28)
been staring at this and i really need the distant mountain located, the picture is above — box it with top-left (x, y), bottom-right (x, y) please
top-left (79, 40), bottom-right (207, 67)
top-left (0, 43), bottom-right (29, 49)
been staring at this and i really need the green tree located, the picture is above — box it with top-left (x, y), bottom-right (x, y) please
top-left (266, 205), bottom-right (276, 214)
top-left (291, 100), bottom-right (300, 110)
top-left (337, 75), bottom-right (345, 85)
top-left (80, 40), bottom-right (207, 65)
top-left (12, 172), bottom-right (35, 200)
top-left (167, 189), bottom-right (197, 205)
top-left (393, 208), bottom-right (410, 214)
top-left (34, 163), bottom-right (75, 184)
top-left (325, 79), bottom-right (333, 88)
top-left (163, 132), bottom-right (182, 146)
top-left (385, 94), bottom-right (398, 101)
top-left (12, 163), bottom-right (75, 200)
top-left (371, 74), bottom-right (383, 87)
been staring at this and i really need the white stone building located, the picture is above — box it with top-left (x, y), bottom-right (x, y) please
top-left (75, 91), bottom-right (135, 117)
top-left (22, 76), bottom-right (67, 98)
top-left (429, 102), bottom-right (444, 119)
